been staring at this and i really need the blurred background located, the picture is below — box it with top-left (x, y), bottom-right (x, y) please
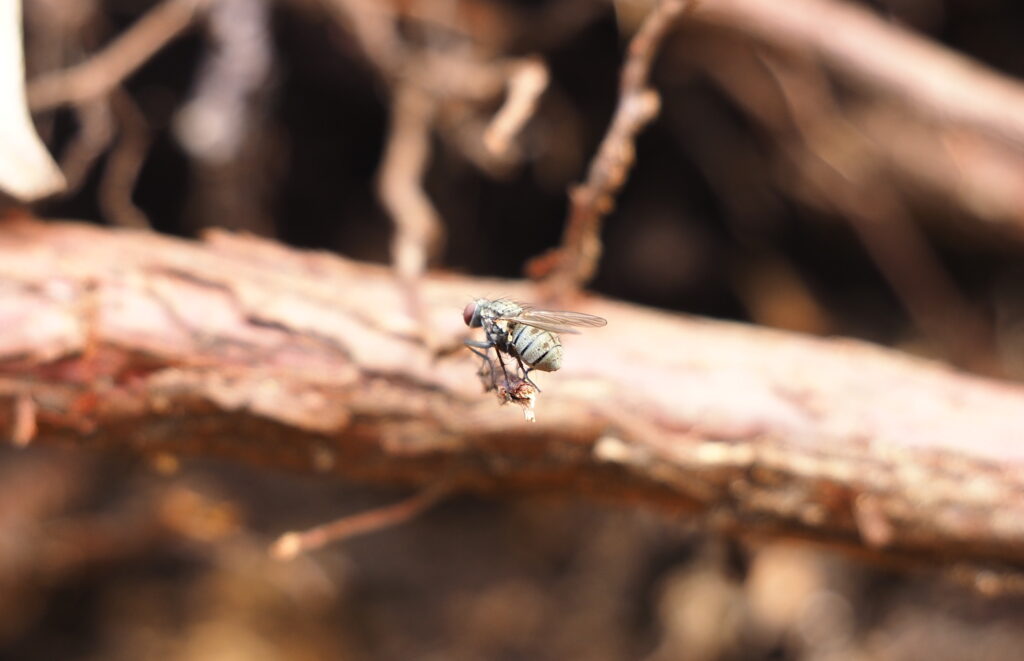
top-left (6, 0), bottom-right (1024, 658)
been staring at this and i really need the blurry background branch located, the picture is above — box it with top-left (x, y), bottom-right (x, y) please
top-left (693, 0), bottom-right (1024, 148)
top-left (757, 55), bottom-right (999, 374)
top-left (271, 481), bottom-right (452, 559)
top-left (19, 0), bottom-right (1024, 259)
top-left (21, 0), bottom-right (215, 231)
top-left (685, 0), bottom-right (1024, 237)
top-left (531, 0), bottom-right (689, 297)
top-left (3, 219), bottom-right (1024, 586)
top-left (323, 0), bottom-right (556, 282)
top-left (26, 0), bottom-right (212, 111)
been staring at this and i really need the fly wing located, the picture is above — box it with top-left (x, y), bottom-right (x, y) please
top-left (505, 308), bottom-right (608, 334)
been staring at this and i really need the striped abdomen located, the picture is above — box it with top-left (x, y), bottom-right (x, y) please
top-left (509, 323), bottom-right (563, 372)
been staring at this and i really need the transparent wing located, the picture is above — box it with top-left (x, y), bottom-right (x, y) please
top-left (505, 307), bottom-right (608, 334)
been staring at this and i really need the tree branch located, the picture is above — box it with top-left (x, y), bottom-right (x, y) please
top-left (693, 0), bottom-right (1024, 149)
top-left (27, 0), bottom-right (211, 111)
top-left (2, 219), bottom-right (1024, 577)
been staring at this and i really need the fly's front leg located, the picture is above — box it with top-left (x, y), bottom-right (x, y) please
top-left (464, 339), bottom-right (493, 364)
top-left (466, 337), bottom-right (513, 387)
top-left (465, 339), bottom-right (506, 389)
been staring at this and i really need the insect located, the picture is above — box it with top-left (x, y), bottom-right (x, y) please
top-left (463, 298), bottom-right (607, 389)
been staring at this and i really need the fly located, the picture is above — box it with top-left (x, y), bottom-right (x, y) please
top-left (463, 298), bottom-right (607, 389)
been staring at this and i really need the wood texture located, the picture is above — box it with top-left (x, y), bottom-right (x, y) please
top-left (2, 219), bottom-right (1024, 573)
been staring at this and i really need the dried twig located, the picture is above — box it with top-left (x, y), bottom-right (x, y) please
top-left (377, 84), bottom-right (443, 281)
top-left (99, 91), bottom-right (152, 229)
top-left (326, 0), bottom-right (555, 283)
top-left (58, 99), bottom-right (114, 192)
top-left (10, 394), bottom-right (37, 447)
top-left (27, 0), bottom-right (212, 111)
top-left (530, 0), bottom-right (690, 296)
top-left (321, 0), bottom-right (405, 76)
top-left (270, 482), bottom-right (452, 559)
top-left (376, 82), bottom-right (444, 349)
top-left (483, 57), bottom-right (550, 158)
top-left (52, 92), bottom-right (152, 228)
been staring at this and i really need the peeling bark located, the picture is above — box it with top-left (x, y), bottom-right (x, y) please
top-left (2, 219), bottom-right (1024, 575)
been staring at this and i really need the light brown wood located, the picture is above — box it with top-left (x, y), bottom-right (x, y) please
top-left (1, 219), bottom-right (1024, 574)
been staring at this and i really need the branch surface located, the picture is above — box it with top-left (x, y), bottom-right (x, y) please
top-left (2, 220), bottom-right (1024, 575)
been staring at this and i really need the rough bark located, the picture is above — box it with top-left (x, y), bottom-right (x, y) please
top-left (2, 219), bottom-right (1024, 576)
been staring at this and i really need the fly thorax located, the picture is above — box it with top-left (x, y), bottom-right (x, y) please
top-left (486, 318), bottom-right (514, 351)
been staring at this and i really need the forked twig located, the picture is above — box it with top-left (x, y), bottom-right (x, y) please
top-left (530, 0), bottom-right (692, 296)
top-left (270, 481), bottom-right (453, 559)
top-left (327, 0), bottom-right (554, 284)
top-left (27, 0), bottom-right (212, 111)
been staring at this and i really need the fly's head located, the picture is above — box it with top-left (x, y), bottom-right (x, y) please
top-left (463, 300), bottom-right (483, 328)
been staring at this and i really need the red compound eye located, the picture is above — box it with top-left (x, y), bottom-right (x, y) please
top-left (463, 302), bottom-right (477, 326)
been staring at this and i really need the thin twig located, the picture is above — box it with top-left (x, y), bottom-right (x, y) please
top-left (378, 84), bottom-right (443, 281)
top-left (10, 394), bottom-right (37, 447)
top-left (59, 99), bottom-right (114, 192)
top-left (27, 0), bottom-right (212, 111)
top-left (376, 82), bottom-right (445, 350)
top-left (483, 57), bottom-right (550, 158)
top-left (531, 0), bottom-right (691, 296)
top-left (321, 0), bottom-right (405, 76)
top-left (270, 482), bottom-right (453, 559)
top-left (99, 90), bottom-right (152, 229)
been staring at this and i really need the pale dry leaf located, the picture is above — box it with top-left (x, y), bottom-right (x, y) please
top-left (0, 0), bottom-right (65, 201)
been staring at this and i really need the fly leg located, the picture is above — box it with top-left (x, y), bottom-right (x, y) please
top-left (492, 345), bottom-right (514, 387)
top-left (465, 339), bottom-right (512, 390)
top-left (464, 339), bottom-right (493, 365)
top-left (465, 339), bottom-right (496, 386)
top-left (513, 356), bottom-right (542, 392)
